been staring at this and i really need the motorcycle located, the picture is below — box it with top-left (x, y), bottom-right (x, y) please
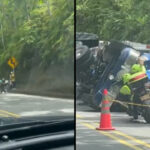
top-left (118, 71), bottom-right (150, 123)
top-left (0, 80), bottom-right (9, 93)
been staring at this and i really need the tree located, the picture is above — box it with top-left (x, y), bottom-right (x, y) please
top-left (77, 0), bottom-right (150, 43)
top-left (0, 0), bottom-right (74, 76)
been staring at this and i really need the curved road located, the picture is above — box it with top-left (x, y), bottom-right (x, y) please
top-left (0, 93), bottom-right (74, 118)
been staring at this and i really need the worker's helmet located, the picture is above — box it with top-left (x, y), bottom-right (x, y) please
top-left (131, 64), bottom-right (142, 74)
top-left (122, 73), bottom-right (131, 84)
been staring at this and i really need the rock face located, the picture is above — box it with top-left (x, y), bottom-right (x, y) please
top-left (14, 65), bottom-right (74, 98)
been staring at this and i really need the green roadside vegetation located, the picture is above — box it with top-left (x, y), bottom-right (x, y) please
top-left (0, 0), bottom-right (74, 97)
top-left (77, 0), bottom-right (150, 43)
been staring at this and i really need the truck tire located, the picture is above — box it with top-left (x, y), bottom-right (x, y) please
top-left (76, 45), bottom-right (90, 64)
top-left (80, 92), bottom-right (99, 111)
top-left (143, 100), bottom-right (150, 123)
top-left (89, 96), bottom-right (100, 111)
top-left (76, 32), bottom-right (99, 48)
top-left (76, 44), bottom-right (94, 74)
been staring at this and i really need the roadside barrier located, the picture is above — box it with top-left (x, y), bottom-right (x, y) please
top-left (96, 89), bottom-right (115, 131)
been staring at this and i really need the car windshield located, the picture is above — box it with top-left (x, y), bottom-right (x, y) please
top-left (0, 0), bottom-right (74, 128)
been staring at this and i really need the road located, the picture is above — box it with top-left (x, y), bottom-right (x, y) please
top-left (76, 101), bottom-right (150, 150)
top-left (0, 93), bottom-right (74, 118)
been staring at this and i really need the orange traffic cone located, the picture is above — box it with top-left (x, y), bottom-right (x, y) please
top-left (96, 89), bottom-right (115, 130)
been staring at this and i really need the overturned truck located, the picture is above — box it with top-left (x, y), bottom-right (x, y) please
top-left (76, 32), bottom-right (150, 123)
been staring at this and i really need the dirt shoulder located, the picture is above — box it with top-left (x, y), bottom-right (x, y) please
top-left (10, 88), bottom-right (73, 99)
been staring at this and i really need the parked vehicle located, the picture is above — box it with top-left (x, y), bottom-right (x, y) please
top-left (0, 79), bottom-right (9, 93)
top-left (118, 68), bottom-right (150, 123)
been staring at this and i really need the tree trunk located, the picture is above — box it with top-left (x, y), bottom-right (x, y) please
top-left (25, 0), bottom-right (30, 20)
top-left (46, 0), bottom-right (51, 16)
top-left (1, 23), bottom-right (5, 50)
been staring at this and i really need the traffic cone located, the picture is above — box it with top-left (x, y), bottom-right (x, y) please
top-left (96, 89), bottom-right (115, 130)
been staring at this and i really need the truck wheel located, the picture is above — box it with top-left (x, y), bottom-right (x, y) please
top-left (89, 97), bottom-right (100, 111)
top-left (143, 100), bottom-right (150, 123)
top-left (80, 93), bottom-right (99, 111)
top-left (76, 32), bottom-right (99, 48)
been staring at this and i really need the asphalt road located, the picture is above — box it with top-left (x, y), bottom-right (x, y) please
top-left (0, 93), bottom-right (74, 118)
top-left (76, 101), bottom-right (150, 150)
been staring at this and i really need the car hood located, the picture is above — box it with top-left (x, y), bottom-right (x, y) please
top-left (0, 115), bottom-right (74, 126)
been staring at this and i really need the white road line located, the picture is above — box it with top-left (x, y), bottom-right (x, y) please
top-left (59, 109), bottom-right (74, 113)
top-left (4, 93), bottom-right (73, 103)
top-left (20, 111), bottom-right (52, 116)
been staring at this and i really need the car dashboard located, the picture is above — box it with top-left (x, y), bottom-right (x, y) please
top-left (0, 116), bottom-right (74, 150)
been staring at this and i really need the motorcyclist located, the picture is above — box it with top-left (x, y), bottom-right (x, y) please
top-left (10, 71), bottom-right (15, 88)
top-left (120, 59), bottom-right (147, 119)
